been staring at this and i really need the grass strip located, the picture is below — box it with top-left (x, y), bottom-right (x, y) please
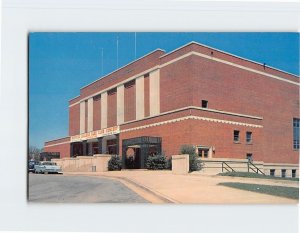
top-left (218, 172), bottom-right (299, 181)
top-left (219, 182), bottom-right (299, 200)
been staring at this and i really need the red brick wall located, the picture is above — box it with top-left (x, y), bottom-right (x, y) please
top-left (44, 143), bottom-right (70, 158)
top-left (119, 109), bottom-right (263, 160)
top-left (124, 80), bottom-right (136, 122)
top-left (93, 95), bottom-right (101, 130)
top-left (191, 54), bottom-right (299, 164)
top-left (44, 137), bottom-right (70, 158)
top-left (144, 74), bottom-right (150, 117)
top-left (160, 56), bottom-right (193, 113)
top-left (66, 42), bottom-right (299, 164)
top-left (69, 104), bottom-right (80, 136)
top-left (85, 100), bottom-right (88, 132)
top-left (120, 118), bottom-right (262, 161)
top-left (190, 119), bottom-right (263, 161)
top-left (120, 119), bottom-right (193, 158)
top-left (160, 43), bottom-right (298, 83)
top-left (107, 88), bottom-right (117, 127)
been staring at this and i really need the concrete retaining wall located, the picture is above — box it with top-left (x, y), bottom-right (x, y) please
top-left (52, 154), bottom-right (112, 172)
top-left (199, 158), bottom-right (299, 178)
top-left (172, 154), bottom-right (189, 175)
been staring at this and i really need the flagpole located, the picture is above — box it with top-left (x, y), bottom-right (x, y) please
top-left (134, 32), bottom-right (137, 59)
top-left (117, 36), bottom-right (119, 68)
top-left (101, 48), bottom-right (103, 76)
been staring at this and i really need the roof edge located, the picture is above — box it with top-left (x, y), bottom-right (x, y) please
top-left (160, 41), bottom-right (300, 78)
top-left (44, 136), bottom-right (70, 144)
top-left (79, 48), bottom-right (165, 91)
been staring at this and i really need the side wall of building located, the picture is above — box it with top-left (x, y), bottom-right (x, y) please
top-left (44, 137), bottom-right (70, 158)
top-left (191, 54), bottom-right (299, 164)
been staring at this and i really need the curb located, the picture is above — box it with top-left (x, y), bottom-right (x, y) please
top-left (111, 176), bottom-right (179, 204)
top-left (64, 172), bottom-right (178, 204)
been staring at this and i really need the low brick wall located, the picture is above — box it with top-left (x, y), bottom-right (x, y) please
top-left (52, 154), bottom-right (112, 172)
top-left (172, 154), bottom-right (189, 175)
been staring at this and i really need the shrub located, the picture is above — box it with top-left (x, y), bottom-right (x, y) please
top-left (179, 144), bottom-right (203, 172)
top-left (108, 155), bottom-right (122, 171)
top-left (146, 154), bottom-right (168, 170)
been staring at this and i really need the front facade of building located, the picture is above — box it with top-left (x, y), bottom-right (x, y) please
top-left (44, 42), bottom-right (300, 173)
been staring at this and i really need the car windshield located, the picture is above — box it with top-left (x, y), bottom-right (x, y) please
top-left (41, 162), bottom-right (57, 165)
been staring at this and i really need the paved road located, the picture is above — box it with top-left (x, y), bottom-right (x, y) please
top-left (28, 174), bottom-right (149, 203)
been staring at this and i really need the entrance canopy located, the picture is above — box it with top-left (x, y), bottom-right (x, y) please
top-left (122, 136), bottom-right (162, 169)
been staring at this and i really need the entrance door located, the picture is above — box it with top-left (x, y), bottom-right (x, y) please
top-left (133, 148), bottom-right (141, 169)
top-left (125, 147), bottom-right (141, 169)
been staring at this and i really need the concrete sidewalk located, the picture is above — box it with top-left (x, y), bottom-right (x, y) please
top-left (64, 170), bottom-right (299, 204)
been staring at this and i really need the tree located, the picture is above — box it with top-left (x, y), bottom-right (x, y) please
top-left (28, 145), bottom-right (41, 161)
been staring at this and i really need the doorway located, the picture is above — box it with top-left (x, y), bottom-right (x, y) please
top-left (122, 136), bottom-right (162, 169)
top-left (197, 146), bottom-right (212, 158)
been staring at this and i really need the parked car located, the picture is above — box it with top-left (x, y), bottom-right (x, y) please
top-left (28, 160), bottom-right (39, 173)
top-left (34, 161), bottom-right (63, 174)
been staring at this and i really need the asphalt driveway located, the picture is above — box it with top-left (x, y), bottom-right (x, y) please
top-left (28, 173), bottom-right (149, 203)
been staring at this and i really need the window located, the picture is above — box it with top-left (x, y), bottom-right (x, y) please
top-left (202, 100), bottom-right (208, 108)
top-left (246, 153), bottom-right (253, 162)
top-left (292, 169), bottom-right (296, 178)
top-left (281, 169), bottom-right (286, 178)
top-left (234, 130), bottom-right (240, 142)
top-left (93, 94), bottom-right (101, 101)
top-left (270, 169), bottom-right (275, 177)
top-left (246, 132), bottom-right (252, 143)
top-left (293, 118), bottom-right (300, 150)
top-left (203, 150), bottom-right (209, 158)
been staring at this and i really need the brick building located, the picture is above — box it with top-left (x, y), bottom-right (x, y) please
top-left (44, 42), bottom-right (299, 175)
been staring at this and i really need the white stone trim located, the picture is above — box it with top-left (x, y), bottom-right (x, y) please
top-left (191, 106), bottom-right (263, 120)
top-left (149, 69), bottom-right (160, 116)
top-left (121, 115), bottom-right (263, 133)
top-left (44, 141), bottom-right (70, 148)
top-left (117, 85), bottom-right (125, 125)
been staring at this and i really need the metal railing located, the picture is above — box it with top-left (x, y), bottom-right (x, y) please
top-left (222, 161), bottom-right (235, 173)
top-left (247, 161), bottom-right (265, 175)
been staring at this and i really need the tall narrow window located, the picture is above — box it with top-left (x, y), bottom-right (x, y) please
top-left (202, 100), bottom-right (208, 108)
top-left (246, 132), bottom-right (252, 143)
top-left (293, 118), bottom-right (299, 150)
top-left (292, 169), bottom-right (296, 178)
top-left (234, 130), bottom-right (240, 142)
top-left (281, 169), bottom-right (286, 178)
top-left (270, 169), bottom-right (275, 177)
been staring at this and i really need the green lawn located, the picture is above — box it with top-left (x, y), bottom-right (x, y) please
top-left (218, 172), bottom-right (299, 181)
top-left (219, 182), bottom-right (299, 200)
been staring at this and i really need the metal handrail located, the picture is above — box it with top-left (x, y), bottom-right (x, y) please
top-left (222, 161), bottom-right (235, 173)
top-left (247, 161), bottom-right (265, 175)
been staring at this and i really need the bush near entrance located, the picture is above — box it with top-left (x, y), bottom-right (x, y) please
top-left (108, 155), bottom-right (122, 171)
top-left (146, 154), bottom-right (168, 170)
top-left (180, 145), bottom-right (203, 172)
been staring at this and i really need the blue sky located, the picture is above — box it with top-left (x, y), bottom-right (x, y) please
top-left (29, 32), bottom-right (299, 148)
